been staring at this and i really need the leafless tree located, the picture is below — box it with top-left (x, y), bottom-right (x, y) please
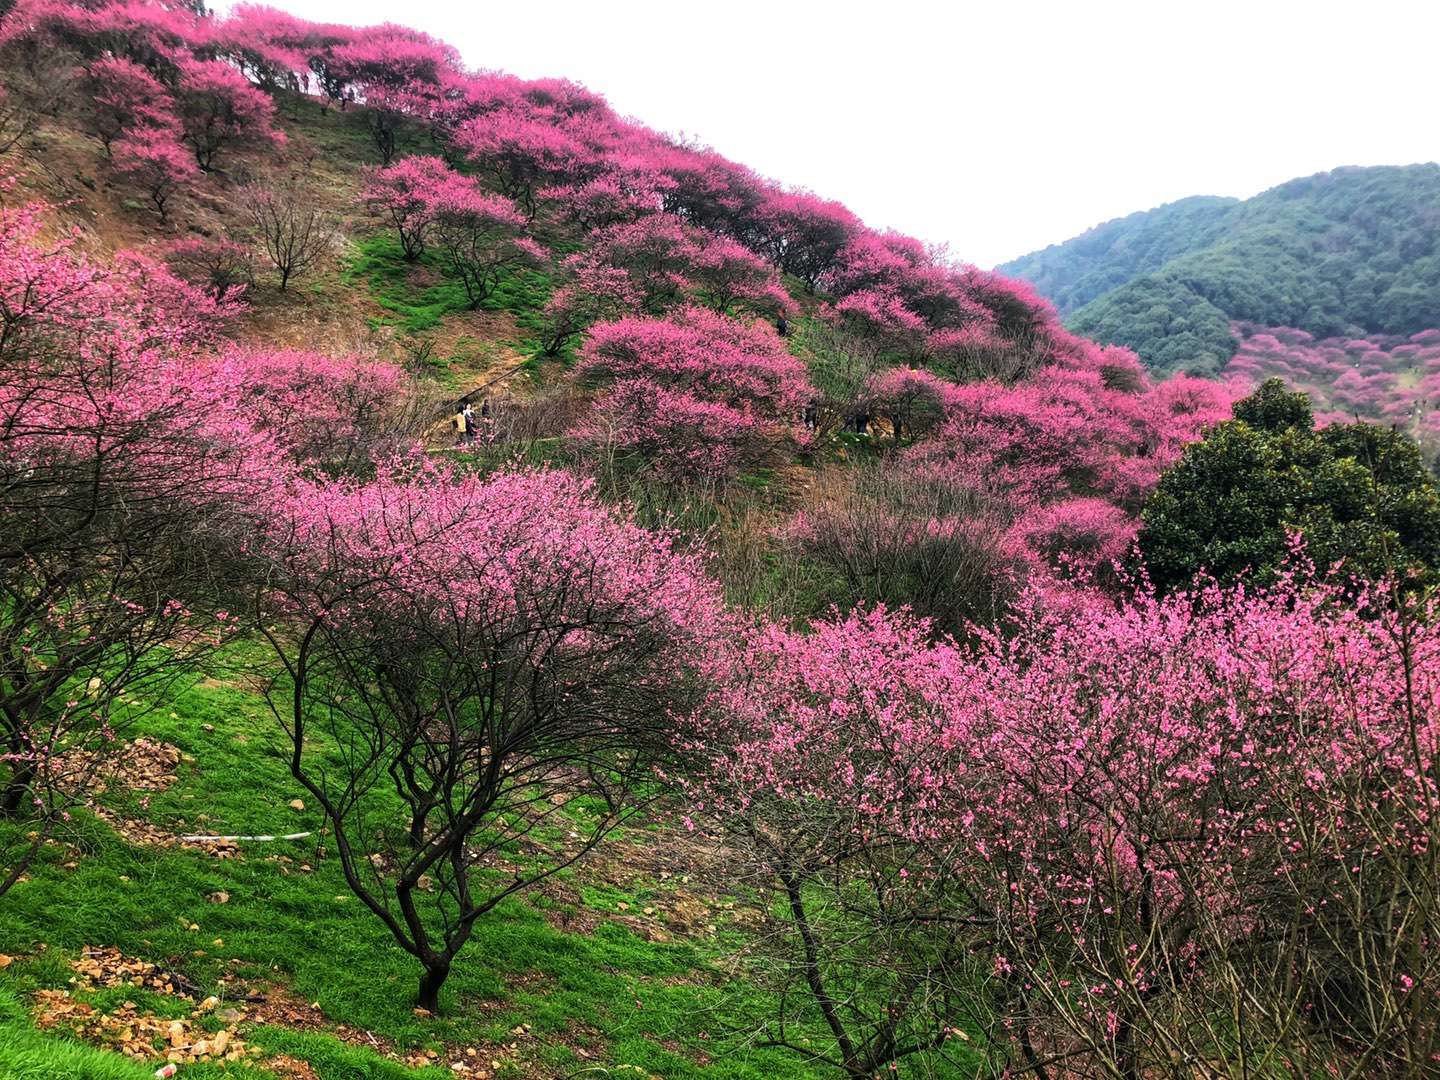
top-left (241, 179), bottom-right (336, 290)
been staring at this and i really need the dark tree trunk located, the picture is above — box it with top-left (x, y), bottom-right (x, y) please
top-left (416, 959), bottom-right (450, 1013)
top-left (0, 762), bottom-right (34, 817)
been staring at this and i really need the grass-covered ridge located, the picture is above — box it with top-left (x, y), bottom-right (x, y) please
top-left (0, 656), bottom-right (873, 1079)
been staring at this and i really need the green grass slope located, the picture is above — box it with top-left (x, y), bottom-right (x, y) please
top-left (0, 650), bottom-right (907, 1079)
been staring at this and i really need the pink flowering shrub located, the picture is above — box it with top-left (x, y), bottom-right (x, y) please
top-left (426, 179), bottom-right (544, 308)
top-left (1011, 495), bottom-right (1137, 578)
top-left (572, 308), bottom-right (810, 484)
top-left (256, 464), bottom-right (726, 1010)
top-left (926, 321), bottom-right (1023, 381)
top-left (575, 213), bottom-right (789, 317)
top-left (536, 258), bottom-right (639, 357)
top-left (753, 189), bottom-right (861, 289)
top-left (455, 107), bottom-right (601, 216)
top-left (363, 156), bottom-right (546, 301)
top-left (829, 287), bottom-right (927, 355)
top-left (672, 606), bottom-right (984, 1076)
top-left (903, 381), bottom-right (1100, 505)
top-left (78, 55), bottom-right (175, 153)
top-left (867, 366), bottom-right (961, 439)
top-left (578, 306), bottom-right (810, 418)
top-left (204, 347), bottom-right (423, 472)
top-left (690, 563), bottom-right (1440, 1076)
top-left (684, 232), bottom-right (791, 316)
top-left (361, 154), bottom-right (456, 260)
top-left (173, 57), bottom-right (283, 171)
top-left (112, 126), bottom-right (198, 221)
top-left (575, 214), bottom-right (695, 313)
top-left (895, 358), bottom-right (1232, 583)
top-left (959, 569), bottom-right (1440, 1076)
top-left (538, 170), bottom-right (666, 231)
top-left (573, 378), bottom-right (769, 484)
top-left (164, 235), bottom-right (255, 300)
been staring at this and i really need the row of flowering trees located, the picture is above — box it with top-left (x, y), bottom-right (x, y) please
top-left (4, 181), bottom-right (1438, 1079)
top-left (0, 187), bottom-right (728, 1018)
top-left (685, 569), bottom-right (1440, 1077)
top-left (0, 0), bottom-right (1118, 371)
top-left (1, 0), bottom-right (1233, 522)
top-left (1224, 322), bottom-right (1440, 463)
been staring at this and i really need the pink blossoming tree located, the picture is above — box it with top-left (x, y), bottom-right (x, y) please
top-left (255, 466), bottom-right (725, 1011)
top-left (0, 199), bottom-right (276, 893)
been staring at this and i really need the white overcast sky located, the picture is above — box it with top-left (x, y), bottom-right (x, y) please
top-left (254, 0), bottom-right (1440, 269)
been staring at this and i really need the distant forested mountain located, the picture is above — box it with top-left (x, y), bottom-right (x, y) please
top-left (998, 195), bottom-right (1238, 316)
top-left (999, 164), bottom-right (1440, 377)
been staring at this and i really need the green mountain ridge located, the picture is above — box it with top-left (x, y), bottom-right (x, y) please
top-left (998, 163), bottom-right (1440, 377)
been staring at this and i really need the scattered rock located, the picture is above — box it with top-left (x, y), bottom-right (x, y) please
top-left (287, 799), bottom-right (305, 811)
top-left (57, 738), bottom-right (182, 796)
top-left (70, 947), bottom-right (196, 997)
top-left (207, 890), bottom-right (229, 904)
top-left (92, 806), bottom-right (240, 858)
top-left (264, 1054), bottom-right (321, 1080)
top-left (33, 987), bottom-right (254, 1065)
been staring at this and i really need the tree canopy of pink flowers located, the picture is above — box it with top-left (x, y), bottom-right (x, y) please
top-left (685, 564), bottom-right (1440, 1075)
top-left (8, 3), bottom-right (1438, 1073)
top-left (572, 306), bottom-right (811, 483)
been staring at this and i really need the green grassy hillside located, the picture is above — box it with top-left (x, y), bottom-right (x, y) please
top-left (0, 645), bottom-right (922, 1080)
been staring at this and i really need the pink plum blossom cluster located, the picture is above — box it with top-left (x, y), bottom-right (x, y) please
top-left (572, 306), bottom-right (813, 483)
top-left (363, 156), bottom-right (543, 306)
top-left (686, 562), bottom-right (1440, 1076)
top-left (799, 349), bottom-right (1236, 593)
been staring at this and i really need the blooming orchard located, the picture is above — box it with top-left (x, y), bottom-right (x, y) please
top-left (6, 4), bottom-right (1435, 1075)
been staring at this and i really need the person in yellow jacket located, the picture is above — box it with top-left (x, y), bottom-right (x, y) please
top-left (452, 404), bottom-right (467, 446)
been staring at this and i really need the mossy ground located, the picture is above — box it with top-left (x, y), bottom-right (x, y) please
top-left (0, 656), bottom-right (858, 1079)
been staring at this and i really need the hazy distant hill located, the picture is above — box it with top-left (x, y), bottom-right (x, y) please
top-left (999, 164), bottom-right (1440, 376)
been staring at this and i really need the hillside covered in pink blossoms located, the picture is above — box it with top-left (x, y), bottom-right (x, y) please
top-left (1225, 324), bottom-right (1440, 462)
top-left (1, 3), bottom-right (1437, 1079)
